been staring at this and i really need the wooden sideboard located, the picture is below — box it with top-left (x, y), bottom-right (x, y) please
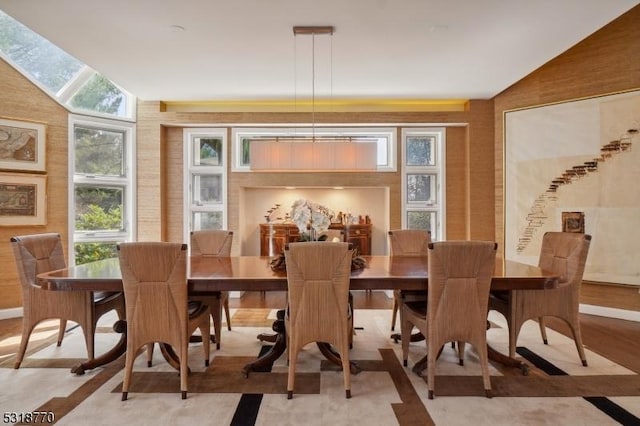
top-left (259, 223), bottom-right (372, 256)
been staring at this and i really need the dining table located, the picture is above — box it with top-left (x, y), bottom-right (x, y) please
top-left (38, 255), bottom-right (558, 376)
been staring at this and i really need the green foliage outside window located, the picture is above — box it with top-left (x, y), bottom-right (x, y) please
top-left (0, 11), bottom-right (83, 92)
top-left (75, 242), bottom-right (118, 266)
top-left (70, 74), bottom-right (124, 115)
top-left (74, 203), bottom-right (122, 265)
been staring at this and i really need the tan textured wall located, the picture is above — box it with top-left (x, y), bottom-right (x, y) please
top-left (145, 108), bottom-right (493, 254)
top-left (0, 59), bottom-right (70, 309)
top-left (494, 5), bottom-right (640, 257)
top-left (493, 5), bottom-right (640, 310)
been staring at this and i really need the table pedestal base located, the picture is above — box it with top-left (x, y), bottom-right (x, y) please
top-left (71, 319), bottom-right (127, 375)
top-left (243, 309), bottom-right (361, 377)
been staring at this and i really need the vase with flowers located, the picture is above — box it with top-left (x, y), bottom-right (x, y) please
top-left (269, 199), bottom-right (367, 271)
top-left (290, 199), bottom-right (334, 241)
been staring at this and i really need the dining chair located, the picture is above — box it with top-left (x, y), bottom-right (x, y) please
top-left (10, 233), bottom-right (125, 369)
top-left (489, 231), bottom-right (592, 366)
top-left (388, 230), bottom-right (431, 331)
top-left (284, 242), bottom-right (354, 399)
top-left (189, 230), bottom-right (233, 350)
top-left (401, 240), bottom-right (497, 399)
top-left (117, 242), bottom-right (210, 400)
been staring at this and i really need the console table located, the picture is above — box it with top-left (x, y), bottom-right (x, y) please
top-left (259, 223), bottom-right (372, 256)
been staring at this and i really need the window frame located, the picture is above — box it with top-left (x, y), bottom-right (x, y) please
top-left (401, 127), bottom-right (446, 240)
top-left (231, 126), bottom-right (397, 172)
top-left (68, 114), bottom-right (136, 266)
top-left (183, 128), bottom-right (228, 241)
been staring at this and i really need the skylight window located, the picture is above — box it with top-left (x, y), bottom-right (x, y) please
top-left (0, 10), bottom-right (134, 119)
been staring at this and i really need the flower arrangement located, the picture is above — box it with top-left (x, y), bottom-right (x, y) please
top-left (269, 199), bottom-right (367, 272)
top-left (290, 199), bottom-right (334, 241)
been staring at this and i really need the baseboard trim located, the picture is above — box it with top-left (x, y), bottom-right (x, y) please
top-left (0, 307), bottom-right (23, 320)
top-left (579, 304), bottom-right (640, 322)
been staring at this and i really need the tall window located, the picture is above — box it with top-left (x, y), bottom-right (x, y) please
top-left (69, 115), bottom-right (135, 265)
top-left (401, 128), bottom-right (445, 240)
top-left (184, 129), bottom-right (227, 240)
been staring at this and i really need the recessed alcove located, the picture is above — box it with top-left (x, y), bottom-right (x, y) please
top-left (239, 186), bottom-right (390, 255)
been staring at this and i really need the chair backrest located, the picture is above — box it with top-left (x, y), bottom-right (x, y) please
top-left (11, 233), bottom-right (66, 291)
top-left (538, 232), bottom-right (591, 290)
top-left (190, 230), bottom-right (233, 256)
top-left (389, 229), bottom-right (431, 256)
top-left (427, 241), bottom-right (497, 341)
top-left (117, 242), bottom-right (188, 343)
top-left (285, 242), bottom-right (353, 347)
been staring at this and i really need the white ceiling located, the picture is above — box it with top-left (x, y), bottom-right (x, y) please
top-left (0, 0), bottom-right (638, 102)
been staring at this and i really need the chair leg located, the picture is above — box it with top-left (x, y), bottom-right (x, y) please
top-left (427, 341), bottom-right (437, 399)
top-left (341, 345), bottom-right (351, 399)
top-left (287, 345), bottom-right (299, 399)
top-left (400, 307), bottom-right (413, 367)
top-left (538, 317), bottom-right (548, 344)
top-left (211, 297), bottom-right (223, 350)
top-left (223, 297), bottom-right (232, 331)
top-left (122, 344), bottom-right (137, 401)
top-left (14, 320), bottom-right (37, 369)
top-left (391, 296), bottom-right (398, 331)
top-left (508, 318), bottom-right (525, 359)
top-left (57, 319), bottom-right (67, 346)
top-left (566, 317), bottom-right (588, 366)
top-left (476, 340), bottom-right (492, 399)
top-left (201, 315), bottom-right (211, 367)
top-left (146, 343), bottom-right (154, 367)
top-left (456, 341), bottom-right (465, 366)
top-left (81, 324), bottom-right (95, 361)
top-left (180, 342), bottom-right (188, 400)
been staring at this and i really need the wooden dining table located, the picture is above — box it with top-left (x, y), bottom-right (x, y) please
top-left (38, 255), bottom-right (558, 376)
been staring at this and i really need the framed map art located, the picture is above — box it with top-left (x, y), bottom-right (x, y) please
top-left (0, 173), bottom-right (47, 226)
top-left (0, 117), bottom-right (47, 172)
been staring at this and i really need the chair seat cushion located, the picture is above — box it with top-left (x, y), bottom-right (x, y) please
top-left (93, 291), bottom-right (122, 304)
top-left (404, 300), bottom-right (427, 317)
top-left (188, 301), bottom-right (207, 318)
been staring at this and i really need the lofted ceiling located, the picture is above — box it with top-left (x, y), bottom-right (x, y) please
top-left (0, 0), bottom-right (638, 103)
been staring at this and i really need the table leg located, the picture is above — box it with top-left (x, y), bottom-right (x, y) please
top-left (243, 309), bottom-right (287, 377)
top-left (487, 344), bottom-right (530, 375)
top-left (391, 331), bottom-right (425, 344)
top-left (71, 319), bottom-right (127, 375)
top-left (316, 343), bottom-right (361, 374)
top-left (408, 322), bottom-right (530, 376)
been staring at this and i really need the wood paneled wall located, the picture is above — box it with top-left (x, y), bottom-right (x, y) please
top-left (493, 5), bottom-right (640, 311)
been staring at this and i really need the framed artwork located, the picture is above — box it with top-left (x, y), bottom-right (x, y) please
top-left (0, 172), bottom-right (47, 226)
top-left (504, 89), bottom-right (640, 286)
top-left (406, 173), bottom-right (436, 204)
top-left (0, 118), bottom-right (46, 172)
top-left (405, 135), bottom-right (435, 166)
top-left (562, 211), bottom-right (585, 233)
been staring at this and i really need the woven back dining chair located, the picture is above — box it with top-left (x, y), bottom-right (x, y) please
top-left (11, 233), bottom-right (124, 369)
top-left (190, 230), bottom-right (233, 350)
top-left (284, 242), bottom-right (354, 399)
top-left (489, 231), bottom-right (592, 366)
top-left (401, 240), bottom-right (497, 399)
top-left (388, 230), bottom-right (431, 331)
top-left (118, 242), bottom-right (210, 400)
